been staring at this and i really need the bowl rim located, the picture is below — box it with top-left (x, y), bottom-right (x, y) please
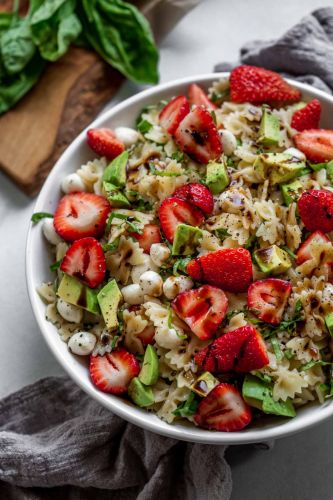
top-left (26, 72), bottom-right (333, 445)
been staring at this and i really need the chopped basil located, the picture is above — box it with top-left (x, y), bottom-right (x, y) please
top-left (111, 335), bottom-right (120, 351)
top-left (214, 228), bottom-right (231, 242)
top-left (300, 360), bottom-right (332, 371)
top-left (171, 150), bottom-right (185, 162)
top-left (31, 212), bottom-right (53, 224)
top-left (253, 371), bottom-right (272, 383)
top-left (210, 110), bottom-right (217, 124)
top-left (126, 190), bottom-right (153, 211)
top-left (284, 349), bottom-right (294, 360)
top-left (149, 164), bottom-right (181, 177)
top-left (173, 392), bottom-right (198, 417)
top-left (210, 89), bottom-right (230, 104)
top-left (257, 300), bottom-right (303, 338)
top-left (173, 256), bottom-right (191, 276)
top-left (105, 212), bottom-right (142, 235)
top-left (270, 334), bottom-right (283, 360)
top-left (244, 235), bottom-right (257, 250)
top-left (167, 306), bottom-right (187, 339)
top-left (282, 246), bottom-right (296, 259)
top-left (137, 119), bottom-right (153, 134)
top-left (49, 259), bottom-right (62, 272)
top-left (102, 239), bottom-right (120, 253)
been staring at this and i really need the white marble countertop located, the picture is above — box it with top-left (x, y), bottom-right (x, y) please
top-left (1, 0), bottom-right (332, 498)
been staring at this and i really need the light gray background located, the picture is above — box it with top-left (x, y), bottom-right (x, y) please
top-left (1, 1), bottom-right (332, 499)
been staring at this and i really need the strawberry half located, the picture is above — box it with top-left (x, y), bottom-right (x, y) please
top-left (194, 383), bottom-right (252, 432)
top-left (174, 106), bottom-right (222, 164)
top-left (296, 231), bottom-right (331, 265)
top-left (195, 325), bottom-right (269, 373)
top-left (132, 224), bottom-right (161, 253)
top-left (159, 95), bottom-right (190, 135)
top-left (173, 182), bottom-right (214, 215)
top-left (294, 129), bottom-right (333, 163)
top-left (137, 324), bottom-right (155, 345)
top-left (158, 196), bottom-right (205, 242)
top-left (172, 285), bottom-right (228, 340)
top-left (54, 192), bottom-right (111, 242)
top-left (60, 237), bottom-right (106, 288)
top-left (298, 189), bottom-right (333, 233)
top-left (87, 128), bottom-right (125, 160)
top-left (188, 83), bottom-right (217, 110)
top-left (187, 248), bottom-right (253, 293)
top-left (291, 99), bottom-right (321, 132)
top-left (230, 65), bottom-right (301, 104)
top-left (90, 348), bottom-right (140, 395)
top-left (247, 278), bottom-right (292, 325)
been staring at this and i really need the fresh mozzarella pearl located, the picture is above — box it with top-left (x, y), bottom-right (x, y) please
top-left (139, 271), bottom-right (163, 297)
top-left (219, 129), bottom-right (237, 156)
top-left (61, 173), bottom-right (86, 194)
top-left (42, 218), bottom-right (62, 245)
top-left (131, 255), bottom-right (157, 284)
top-left (163, 276), bottom-right (194, 300)
top-left (121, 284), bottom-right (144, 305)
top-left (150, 243), bottom-right (171, 267)
top-left (284, 147), bottom-right (306, 161)
top-left (114, 127), bottom-right (140, 148)
top-left (155, 327), bottom-right (183, 349)
top-left (68, 332), bottom-right (96, 356)
top-left (56, 299), bottom-right (83, 323)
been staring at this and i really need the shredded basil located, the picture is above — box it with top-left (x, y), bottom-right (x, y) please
top-left (149, 164), bottom-right (181, 177)
top-left (49, 259), bottom-right (62, 272)
top-left (105, 212), bottom-right (142, 235)
top-left (167, 306), bottom-right (187, 340)
top-left (31, 212), bottom-right (53, 224)
top-left (214, 228), bottom-right (231, 242)
top-left (282, 246), bottom-right (296, 259)
top-left (137, 119), bottom-right (153, 134)
top-left (172, 392), bottom-right (198, 417)
top-left (270, 334), bottom-right (283, 360)
top-left (173, 257), bottom-right (191, 276)
top-left (102, 238), bottom-right (120, 253)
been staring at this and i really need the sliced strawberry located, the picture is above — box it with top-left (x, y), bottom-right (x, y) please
top-left (159, 95), bottom-right (190, 135)
top-left (291, 99), bottom-right (321, 132)
top-left (172, 285), bottom-right (228, 340)
top-left (137, 324), bottom-right (155, 345)
top-left (294, 129), bottom-right (333, 163)
top-left (298, 189), bottom-right (333, 233)
top-left (188, 83), bottom-right (217, 110)
top-left (132, 224), bottom-right (161, 253)
top-left (90, 348), bottom-right (140, 395)
top-left (158, 196), bottom-right (205, 242)
top-left (187, 248), bottom-right (253, 293)
top-left (247, 278), bottom-right (292, 325)
top-left (60, 237), bottom-right (106, 288)
top-left (87, 128), bottom-right (125, 160)
top-left (173, 182), bottom-right (214, 215)
top-left (194, 383), bottom-right (252, 432)
top-left (230, 65), bottom-right (301, 104)
top-left (296, 231), bottom-right (331, 265)
top-left (54, 192), bottom-right (110, 242)
top-left (174, 106), bottom-right (222, 164)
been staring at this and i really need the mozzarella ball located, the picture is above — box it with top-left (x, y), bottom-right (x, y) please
top-left (150, 243), bottom-right (171, 267)
top-left (114, 127), bottom-right (140, 148)
top-left (219, 129), bottom-right (237, 156)
top-left (121, 284), bottom-right (144, 305)
top-left (139, 271), bottom-right (163, 297)
top-left (61, 173), bottom-right (86, 194)
top-left (68, 332), bottom-right (96, 356)
top-left (154, 327), bottom-right (183, 350)
top-left (131, 255), bottom-right (157, 284)
top-left (163, 276), bottom-right (194, 300)
top-left (56, 299), bottom-right (83, 323)
top-left (284, 147), bottom-right (306, 161)
top-left (42, 218), bottom-right (63, 245)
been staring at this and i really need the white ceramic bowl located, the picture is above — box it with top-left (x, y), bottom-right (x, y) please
top-left (26, 73), bottom-right (333, 444)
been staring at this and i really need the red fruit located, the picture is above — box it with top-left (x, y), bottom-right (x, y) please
top-left (188, 83), bottom-right (217, 110)
top-left (60, 237), bottom-right (106, 288)
top-left (194, 383), bottom-right (252, 432)
top-left (90, 348), bottom-right (140, 395)
top-left (132, 224), bottom-right (161, 253)
top-left (173, 182), bottom-right (214, 215)
top-left (174, 106), bottom-right (222, 164)
top-left (158, 196), bottom-right (205, 242)
top-left (248, 278), bottom-right (292, 325)
top-left (291, 99), bottom-right (321, 132)
top-left (137, 324), bottom-right (155, 345)
top-left (159, 95), bottom-right (190, 135)
top-left (87, 128), bottom-right (125, 160)
top-left (195, 325), bottom-right (269, 373)
top-left (187, 248), bottom-right (253, 293)
top-left (230, 65), bottom-right (301, 104)
top-left (54, 192), bottom-right (110, 242)
top-left (294, 129), bottom-right (333, 163)
top-left (172, 285), bottom-right (228, 340)
top-left (298, 189), bottom-right (333, 233)
top-left (296, 231), bottom-right (332, 266)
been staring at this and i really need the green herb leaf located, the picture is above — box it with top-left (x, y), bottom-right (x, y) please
top-left (244, 235), bottom-right (257, 250)
top-left (173, 256), bottom-right (191, 276)
top-left (105, 212), bottom-right (142, 235)
top-left (137, 119), bottom-right (153, 134)
top-left (31, 211), bottom-right (53, 224)
top-left (111, 335), bottom-right (120, 351)
top-left (149, 164), bottom-right (181, 177)
top-left (270, 334), bottom-right (283, 360)
top-left (1, 17), bottom-right (36, 74)
top-left (171, 150), bottom-right (185, 162)
top-left (282, 246), bottom-right (296, 259)
top-left (253, 371), bottom-right (272, 383)
top-left (49, 259), bottom-right (62, 272)
top-left (214, 228), bottom-right (231, 242)
top-left (210, 88), bottom-right (229, 104)
top-left (172, 392), bottom-right (198, 417)
top-left (300, 360), bottom-right (332, 371)
top-left (284, 348), bottom-right (294, 360)
top-left (167, 306), bottom-right (187, 339)
top-left (102, 238), bottom-right (120, 252)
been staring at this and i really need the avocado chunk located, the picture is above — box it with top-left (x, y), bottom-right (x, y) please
top-left (128, 377), bottom-right (155, 407)
top-left (102, 151), bottom-right (128, 188)
top-left (172, 223), bottom-right (203, 256)
top-left (103, 181), bottom-right (130, 208)
top-left (258, 107), bottom-right (280, 146)
top-left (206, 159), bottom-right (229, 194)
top-left (190, 371), bottom-right (219, 397)
top-left (280, 180), bottom-right (303, 206)
top-left (242, 375), bottom-right (296, 417)
top-left (57, 274), bottom-right (100, 315)
top-left (254, 245), bottom-right (292, 275)
top-left (139, 345), bottom-right (159, 385)
top-left (254, 152), bottom-right (306, 185)
top-left (97, 279), bottom-right (122, 330)
top-left (325, 313), bottom-right (333, 337)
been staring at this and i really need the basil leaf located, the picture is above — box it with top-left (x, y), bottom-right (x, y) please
top-left (102, 238), bottom-right (120, 252)
top-left (282, 246), bottom-right (296, 259)
top-left (50, 259), bottom-right (62, 272)
top-left (31, 211), bottom-right (53, 223)
top-left (137, 119), bottom-right (153, 134)
top-left (173, 257), bottom-right (191, 276)
top-left (173, 392), bottom-right (198, 417)
top-left (270, 334), bottom-right (283, 361)
top-left (300, 360), bottom-right (332, 371)
top-left (149, 164), bottom-right (181, 177)
top-left (214, 228), bottom-right (230, 242)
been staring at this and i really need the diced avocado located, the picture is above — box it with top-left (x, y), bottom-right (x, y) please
top-left (206, 159), bottom-right (229, 195)
top-left (325, 313), bottom-right (333, 337)
top-left (280, 180), bottom-right (303, 206)
top-left (242, 375), bottom-right (296, 417)
top-left (128, 377), bottom-right (155, 407)
top-left (139, 345), bottom-right (159, 386)
top-left (258, 107), bottom-right (280, 146)
top-left (172, 223), bottom-right (203, 256)
top-left (254, 153), bottom-right (306, 185)
top-left (254, 245), bottom-right (292, 275)
top-left (102, 151), bottom-right (128, 188)
top-left (57, 274), bottom-right (100, 315)
top-left (103, 181), bottom-right (130, 208)
top-left (97, 279), bottom-right (122, 330)
top-left (190, 371), bottom-right (219, 397)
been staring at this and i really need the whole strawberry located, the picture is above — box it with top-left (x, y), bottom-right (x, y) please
top-left (298, 189), bottom-right (333, 233)
top-left (291, 99), bottom-right (321, 132)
